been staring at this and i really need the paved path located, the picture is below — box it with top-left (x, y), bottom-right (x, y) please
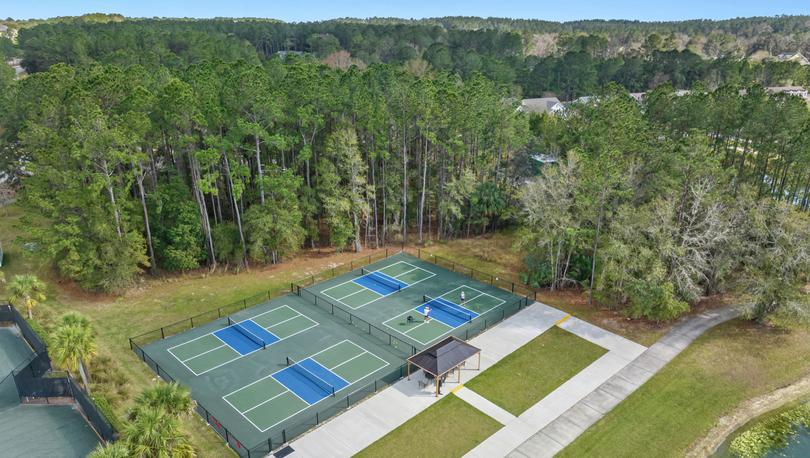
top-left (288, 302), bottom-right (566, 457)
top-left (454, 386), bottom-right (516, 425)
top-left (288, 302), bottom-right (646, 457)
top-left (507, 306), bottom-right (741, 458)
top-left (463, 315), bottom-right (646, 457)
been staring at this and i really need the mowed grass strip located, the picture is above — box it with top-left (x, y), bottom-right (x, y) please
top-left (466, 326), bottom-right (607, 416)
top-left (355, 394), bottom-right (501, 458)
top-left (559, 321), bottom-right (810, 458)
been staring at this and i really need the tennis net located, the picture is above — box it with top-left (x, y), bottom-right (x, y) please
top-left (227, 318), bottom-right (267, 350)
top-left (423, 295), bottom-right (474, 323)
top-left (286, 357), bottom-right (336, 396)
top-left (361, 269), bottom-right (402, 291)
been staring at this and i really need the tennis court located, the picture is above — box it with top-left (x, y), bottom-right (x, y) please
top-left (168, 305), bottom-right (317, 375)
top-left (382, 286), bottom-right (505, 345)
top-left (135, 252), bottom-right (528, 455)
top-left (320, 261), bottom-right (435, 309)
top-left (224, 340), bottom-right (388, 432)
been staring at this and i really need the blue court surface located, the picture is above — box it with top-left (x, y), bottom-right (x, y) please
top-left (273, 358), bottom-right (350, 404)
top-left (354, 271), bottom-right (408, 295)
top-left (214, 320), bottom-right (280, 355)
top-left (416, 297), bottom-right (479, 328)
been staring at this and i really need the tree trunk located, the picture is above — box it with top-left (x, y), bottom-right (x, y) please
top-left (255, 136), bottom-right (265, 205)
top-left (589, 194), bottom-right (606, 305)
top-left (401, 126), bottom-right (408, 245)
top-left (189, 153), bottom-right (216, 269)
top-left (137, 163), bottom-right (157, 275)
top-left (101, 159), bottom-right (123, 238)
top-left (418, 138), bottom-right (428, 243)
top-left (382, 156), bottom-right (387, 245)
top-left (78, 360), bottom-right (91, 394)
top-left (222, 153), bottom-right (249, 269)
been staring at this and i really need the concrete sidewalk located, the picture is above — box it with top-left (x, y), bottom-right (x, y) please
top-left (288, 302), bottom-right (567, 457)
top-left (463, 315), bottom-right (646, 457)
top-left (507, 306), bottom-right (741, 458)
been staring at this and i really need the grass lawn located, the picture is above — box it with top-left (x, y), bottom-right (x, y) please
top-left (355, 393), bottom-right (502, 458)
top-left (559, 320), bottom-right (810, 458)
top-left (465, 325), bottom-right (607, 416)
top-left (0, 204), bottom-right (395, 456)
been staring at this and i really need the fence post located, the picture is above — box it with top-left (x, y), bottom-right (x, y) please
top-left (282, 430), bottom-right (286, 443)
top-left (385, 248), bottom-right (389, 257)
top-left (243, 299), bottom-right (247, 309)
top-left (191, 317), bottom-right (194, 328)
top-left (128, 338), bottom-right (133, 350)
top-left (160, 328), bottom-right (165, 339)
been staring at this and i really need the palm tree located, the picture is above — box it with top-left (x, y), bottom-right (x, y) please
top-left (125, 407), bottom-right (195, 458)
top-left (7, 274), bottom-right (46, 319)
top-left (88, 442), bottom-right (130, 458)
top-left (131, 382), bottom-right (194, 419)
top-left (50, 314), bottom-right (97, 393)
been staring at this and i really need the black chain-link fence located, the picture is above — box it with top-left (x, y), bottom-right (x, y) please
top-left (128, 247), bottom-right (539, 456)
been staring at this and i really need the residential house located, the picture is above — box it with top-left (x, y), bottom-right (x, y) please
top-left (766, 86), bottom-right (809, 100)
top-left (519, 97), bottom-right (564, 115)
top-left (777, 52), bottom-right (810, 66)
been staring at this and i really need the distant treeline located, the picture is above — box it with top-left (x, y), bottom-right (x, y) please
top-left (9, 17), bottom-right (810, 100)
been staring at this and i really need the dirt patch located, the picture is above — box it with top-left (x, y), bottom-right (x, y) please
top-left (686, 372), bottom-right (810, 457)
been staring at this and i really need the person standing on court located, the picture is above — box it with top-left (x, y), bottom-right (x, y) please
top-left (424, 304), bottom-right (431, 323)
top-left (460, 290), bottom-right (466, 304)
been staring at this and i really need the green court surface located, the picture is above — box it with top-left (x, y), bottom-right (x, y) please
top-left (167, 305), bottom-right (318, 375)
top-left (320, 260), bottom-right (435, 309)
top-left (139, 252), bottom-right (528, 452)
top-left (382, 285), bottom-right (506, 345)
top-left (224, 340), bottom-right (388, 431)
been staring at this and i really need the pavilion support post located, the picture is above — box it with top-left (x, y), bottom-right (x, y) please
top-left (477, 352), bottom-right (481, 370)
top-left (435, 376), bottom-right (439, 397)
top-left (457, 366), bottom-right (461, 383)
top-left (407, 362), bottom-right (411, 380)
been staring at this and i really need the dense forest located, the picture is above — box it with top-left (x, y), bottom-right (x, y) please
top-left (5, 15), bottom-right (810, 100)
top-left (1, 15), bottom-right (809, 326)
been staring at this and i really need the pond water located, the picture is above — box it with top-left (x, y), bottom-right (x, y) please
top-left (714, 407), bottom-right (810, 458)
top-left (761, 425), bottom-right (810, 457)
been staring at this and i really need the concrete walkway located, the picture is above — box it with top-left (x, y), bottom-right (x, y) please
top-left (454, 386), bottom-right (516, 425)
top-left (288, 302), bottom-right (566, 457)
top-left (289, 302), bottom-right (646, 457)
top-left (507, 306), bottom-right (741, 458)
top-left (463, 315), bottom-right (646, 457)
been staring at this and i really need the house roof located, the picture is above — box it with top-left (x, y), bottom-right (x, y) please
top-left (408, 336), bottom-right (480, 376)
top-left (777, 52), bottom-right (810, 65)
top-left (0, 25), bottom-right (7, 32)
top-left (519, 97), bottom-right (562, 114)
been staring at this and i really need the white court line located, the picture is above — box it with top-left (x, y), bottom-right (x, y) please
top-left (381, 284), bottom-right (508, 346)
top-left (319, 261), bottom-right (436, 309)
top-left (167, 305), bottom-right (296, 353)
top-left (168, 305), bottom-right (317, 376)
top-left (327, 351), bottom-right (368, 371)
top-left (242, 391), bottom-right (291, 415)
top-left (224, 340), bottom-right (390, 432)
top-left (336, 288), bottom-right (381, 302)
top-left (179, 344), bottom-right (226, 363)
